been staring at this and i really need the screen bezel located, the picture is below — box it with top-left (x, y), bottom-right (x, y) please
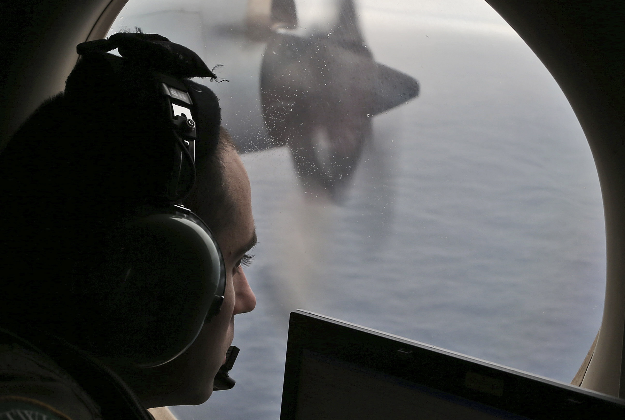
top-left (281, 311), bottom-right (625, 420)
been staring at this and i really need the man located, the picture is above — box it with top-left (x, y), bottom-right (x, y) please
top-left (0, 32), bottom-right (256, 418)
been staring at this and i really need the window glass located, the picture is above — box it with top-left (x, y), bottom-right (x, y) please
top-left (108, 1), bottom-right (606, 419)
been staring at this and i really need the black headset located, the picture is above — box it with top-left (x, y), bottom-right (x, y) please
top-left (71, 34), bottom-right (227, 368)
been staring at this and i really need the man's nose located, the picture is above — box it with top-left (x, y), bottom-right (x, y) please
top-left (233, 271), bottom-right (256, 314)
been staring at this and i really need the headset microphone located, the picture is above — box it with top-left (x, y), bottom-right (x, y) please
top-left (213, 346), bottom-right (240, 391)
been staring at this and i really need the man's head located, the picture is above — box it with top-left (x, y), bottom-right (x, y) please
top-left (0, 33), bottom-right (256, 407)
top-left (110, 128), bottom-right (257, 406)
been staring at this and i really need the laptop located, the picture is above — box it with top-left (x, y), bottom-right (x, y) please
top-left (280, 310), bottom-right (625, 420)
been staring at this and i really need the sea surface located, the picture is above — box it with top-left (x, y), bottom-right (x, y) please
top-left (110, 1), bottom-right (606, 419)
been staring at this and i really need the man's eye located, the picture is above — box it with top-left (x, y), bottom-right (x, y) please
top-left (236, 254), bottom-right (254, 268)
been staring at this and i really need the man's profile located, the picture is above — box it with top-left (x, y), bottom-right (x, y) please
top-left (0, 32), bottom-right (256, 418)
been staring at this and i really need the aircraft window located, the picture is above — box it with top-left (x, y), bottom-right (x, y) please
top-left (109, 1), bottom-right (606, 418)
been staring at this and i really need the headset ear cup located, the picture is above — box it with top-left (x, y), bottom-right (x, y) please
top-left (79, 210), bottom-right (224, 367)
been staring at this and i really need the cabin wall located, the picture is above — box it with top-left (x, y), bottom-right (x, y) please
top-left (486, 0), bottom-right (625, 398)
top-left (0, 0), bottom-right (127, 150)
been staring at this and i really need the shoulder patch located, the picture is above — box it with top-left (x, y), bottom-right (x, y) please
top-left (0, 396), bottom-right (73, 420)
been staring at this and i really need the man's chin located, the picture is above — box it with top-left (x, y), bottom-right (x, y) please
top-left (188, 384), bottom-right (214, 405)
top-left (201, 387), bottom-right (214, 404)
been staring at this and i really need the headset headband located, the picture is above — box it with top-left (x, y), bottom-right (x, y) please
top-left (75, 33), bottom-right (222, 202)
top-left (77, 33), bottom-right (217, 79)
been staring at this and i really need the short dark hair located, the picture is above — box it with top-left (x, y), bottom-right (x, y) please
top-left (185, 127), bottom-right (237, 239)
top-left (0, 44), bottom-right (229, 334)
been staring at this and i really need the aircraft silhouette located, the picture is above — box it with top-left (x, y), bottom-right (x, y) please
top-left (256, 0), bottom-right (420, 200)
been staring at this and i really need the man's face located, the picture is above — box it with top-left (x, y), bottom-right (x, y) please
top-left (183, 145), bottom-right (258, 403)
top-left (136, 145), bottom-right (257, 407)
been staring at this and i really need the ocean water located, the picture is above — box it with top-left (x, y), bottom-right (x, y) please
top-left (110, 1), bottom-right (606, 419)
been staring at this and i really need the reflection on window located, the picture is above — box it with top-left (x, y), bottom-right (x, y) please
top-left (259, 0), bottom-right (418, 200)
top-left (109, 1), bottom-right (605, 420)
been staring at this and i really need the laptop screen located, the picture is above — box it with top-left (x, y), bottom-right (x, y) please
top-left (295, 350), bottom-right (527, 420)
top-left (280, 311), bottom-right (625, 420)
